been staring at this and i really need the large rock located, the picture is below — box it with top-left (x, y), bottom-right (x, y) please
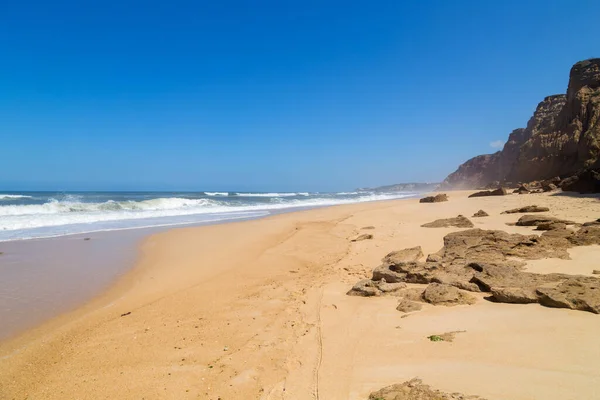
top-left (468, 188), bottom-right (508, 198)
top-left (441, 59), bottom-right (600, 191)
top-left (396, 299), bottom-right (423, 313)
top-left (515, 214), bottom-right (575, 227)
top-left (490, 287), bottom-right (539, 304)
top-left (419, 194), bottom-right (448, 203)
top-left (421, 215), bottom-right (474, 228)
top-left (368, 378), bottom-right (486, 400)
top-left (382, 246), bottom-right (424, 264)
top-left (502, 205), bottom-right (550, 214)
top-left (422, 283), bottom-right (475, 306)
top-left (537, 279), bottom-right (600, 314)
top-left (561, 169), bottom-right (600, 193)
top-left (346, 279), bottom-right (381, 297)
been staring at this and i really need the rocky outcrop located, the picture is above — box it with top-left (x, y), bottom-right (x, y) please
top-left (515, 215), bottom-right (575, 227)
top-left (348, 224), bottom-right (600, 313)
top-left (368, 378), bottom-right (486, 400)
top-left (421, 215), bottom-right (474, 228)
top-left (419, 193), bottom-right (448, 203)
top-left (441, 59), bottom-right (600, 191)
top-left (502, 205), bottom-right (549, 214)
top-left (468, 188), bottom-right (508, 197)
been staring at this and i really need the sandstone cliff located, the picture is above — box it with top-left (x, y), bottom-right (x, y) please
top-left (442, 58), bottom-right (600, 190)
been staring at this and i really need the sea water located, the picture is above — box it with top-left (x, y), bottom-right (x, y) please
top-left (0, 190), bottom-right (417, 241)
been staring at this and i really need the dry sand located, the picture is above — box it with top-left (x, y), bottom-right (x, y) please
top-left (1, 191), bottom-right (600, 399)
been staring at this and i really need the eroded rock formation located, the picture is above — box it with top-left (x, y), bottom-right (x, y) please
top-left (348, 222), bottom-right (600, 314)
top-left (442, 59), bottom-right (600, 191)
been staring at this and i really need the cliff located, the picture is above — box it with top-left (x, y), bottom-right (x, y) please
top-left (442, 58), bottom-right (600, 190)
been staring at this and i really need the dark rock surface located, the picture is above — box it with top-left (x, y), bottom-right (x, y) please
top-left (472, 210), bottom-right (489, 217)
top-left (502, 205), bottom-right (550, 214)
top-left (468, 188), bottom-right (508, 198)
top-left (419, 194), bottom-right (449, 203)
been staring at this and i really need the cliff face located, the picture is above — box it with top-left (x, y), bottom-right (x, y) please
top-left (442, 58), bottom-right (600, 189)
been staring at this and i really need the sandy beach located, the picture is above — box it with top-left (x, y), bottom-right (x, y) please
top-left (1, 191), bottom-right (600, 400)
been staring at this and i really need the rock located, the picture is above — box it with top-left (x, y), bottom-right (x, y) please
top-left (501, 205), bottom-right (550, 214)
top-left (368, 378), bottom-right (486, 400)
top-left (372, 264), bottom-right (406, 283)
top-left (422, 283), bottom-right (476, 306)
top-left (582, 218), bottom-right (600, 226)
top-left (419, 193), bottom-right (449, 203)
top-left (421, 215), bottom-right (474, 228)
top-left (561, 169), bottom-right (600, 193)
top-left (361, 226), bottom-right (375, 230)
top-left (425, 253), bottom-right (442, 263)
top-left (468, 188), bottom-right (508, 198)
top-left (382, 246), bottom-right (424, 265)
top-left (567, 225), bottom-right (600, 246)
top-left (441, 59), bottom-right (600, 191)
top-left (351, 233), bottom-right (373, 242)
top-left (593, 270), bottom-right (600, 275)
top-left (377, 279), bottom-right (407, 293)
top-left (536, 222), bottom-right (567, 231)
top-left (542, 182), bottom-right (558, 192)
top-left (396, 299), bottom-right (423, 313)
top-left (537, 279), bottom-right (600, 314)
top-left (490, 287), bottom-right (539, 304)
top-left (346, 279), bottom-right (381, 297)
top-left (472, 210), bottom-right (489, 217)
top-left (516, 185), bottom-right (530, 194)
top-left (515, 215), bottom-right (575, 227)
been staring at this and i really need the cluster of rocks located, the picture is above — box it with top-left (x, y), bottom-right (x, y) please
top-left (348, 221), bottom-right (600, 314)
top-left (369, 378), bottom-right (486, 400)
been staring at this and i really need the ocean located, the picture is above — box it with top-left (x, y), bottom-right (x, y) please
top-left (0, 190), bottom-right (417, 241)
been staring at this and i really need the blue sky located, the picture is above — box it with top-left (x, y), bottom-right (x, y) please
top-left (1, 0), bottom-right (598, 192)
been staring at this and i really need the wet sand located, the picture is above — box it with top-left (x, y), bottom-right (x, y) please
top-left (1, 191), bottom-right (599, 399)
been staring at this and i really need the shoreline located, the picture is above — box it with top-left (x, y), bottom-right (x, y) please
top-left (1, 191), bottom-right (600, 399)
top-left (0, 197), bottom-right (418, 343)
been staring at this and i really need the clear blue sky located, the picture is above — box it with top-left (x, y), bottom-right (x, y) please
top-left (1, 0), bottom-right (598, 192)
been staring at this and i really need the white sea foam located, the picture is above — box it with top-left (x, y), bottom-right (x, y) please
top-left (235, 192), bottom-right (310, 197)
top-left (0, 194), bottom-right (32, 200)
top-left (205, 192), bottom-right (229, 196)
top-left (0, 192), bottom-right (415, 240)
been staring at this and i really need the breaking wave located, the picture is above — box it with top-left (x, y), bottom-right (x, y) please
top-left (0, 194), bottom-right (32, 200)
top-left (0, 191), bottom-right (417, 240)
